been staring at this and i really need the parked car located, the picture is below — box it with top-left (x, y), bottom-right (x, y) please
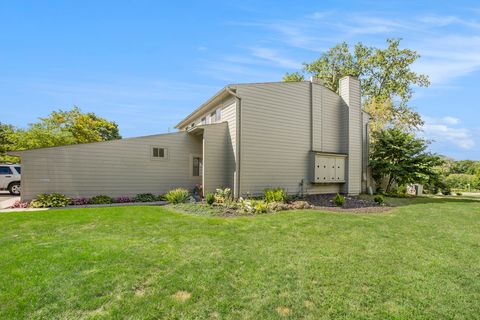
top-left (0, 164), bottom-right (21, 195)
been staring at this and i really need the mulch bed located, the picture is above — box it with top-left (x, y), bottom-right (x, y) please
top-left (305, 194), bottom-right (391, 213)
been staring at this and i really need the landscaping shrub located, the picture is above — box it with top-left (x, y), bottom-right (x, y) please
top-left (115, 196), bottom-right (132, 203)
top-left (253, 200), bottom-right (268, 214)
top-left (11, 200), bottom-right (30, 208)
top-left (239, 198), bottom-right (268, 214)
top-left (374, 195), bottom-right (385, 205)
top-left (89, 195), bottom-right (113, 204)
top-left (30, 193), bottom-right (71, 208)
top-left (165, 188), bottom-right (190, 204)
top-left (264, 188), bottom-right (287, 203)
top-left (289, 201), bottom-right (313, 210)
top-left (205, 193), bottom-right (215, 205)
top-left (441, 188), bottom-right (452, 196)
top-left (214, 188), bottom-right (232, 203)
top-left (333, 194), bottom-right (345, 207)
top-left (133, 193), bottom-right (157, 202)
top-left (70, 197), bottom-right (89, 205)
top-left (397, 185), bottom-right (407, 195)
top-left (267, 201), bottom-right (289, 212)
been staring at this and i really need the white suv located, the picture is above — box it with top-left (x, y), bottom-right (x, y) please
top-left (0, 164), bottom-right (21, 195)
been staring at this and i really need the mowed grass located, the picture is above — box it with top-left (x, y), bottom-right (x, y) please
top-left (0, 198), bottom-right (479, 319)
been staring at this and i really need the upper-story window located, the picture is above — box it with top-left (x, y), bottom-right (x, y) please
top-left (201, 117), bottom-right (206, 125)
top-left (210, 108), bottom-right (221, 123)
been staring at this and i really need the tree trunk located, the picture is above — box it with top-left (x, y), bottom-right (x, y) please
top-left (386, 175), bottom-right (395, 193)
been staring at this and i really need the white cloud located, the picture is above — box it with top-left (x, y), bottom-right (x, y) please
top-left (425, 116), bottom-right (460, 125)
top-left (237, 11), bottom-right (480, 84)
top-left (422, 117), bottom-right (475, 150)
top-left (249, 47), bottom-right (300, 69)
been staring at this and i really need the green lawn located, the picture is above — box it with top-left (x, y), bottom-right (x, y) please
top-left (1, 198), bottom-right (479, 319)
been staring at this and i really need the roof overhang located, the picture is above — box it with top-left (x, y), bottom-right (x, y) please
top-left (175, 86), bottom-right (235, 129)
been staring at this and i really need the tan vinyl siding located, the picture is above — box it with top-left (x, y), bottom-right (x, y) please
top-left (202, 122), bottom-right (231, 193)
top-left (179, 97), bottom-right (238, 192)
top-left (18, 132), bottom-right (202, 201)
top-left (221, 100), bottom-right (237, 190)
top-left (340, 76), bottom-right (362, 195)
top-left (236, 82), bottom-right (342, 196)
top-left (312, 84), bottom-right (348, 153)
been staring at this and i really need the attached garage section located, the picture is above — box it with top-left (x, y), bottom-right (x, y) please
top-left (12, 132), bottom-right (203, 201)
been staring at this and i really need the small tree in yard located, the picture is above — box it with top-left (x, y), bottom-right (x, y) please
top-left (370, 128), bottom-right (443, 193)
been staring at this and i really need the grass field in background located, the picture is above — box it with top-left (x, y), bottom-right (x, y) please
top-left (1, 197), bottom-right (479, 319)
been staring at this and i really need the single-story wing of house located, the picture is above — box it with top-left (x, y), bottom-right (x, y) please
top-left (10, 76), bottom-right (370, 201)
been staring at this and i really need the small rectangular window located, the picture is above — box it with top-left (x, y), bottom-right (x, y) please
top-left (216, 108), bottom-right (221, 121)
top-left (151, 147), bottom-right (166, 159)
top-left (201, 117), bottom-right (206, 125)
top-left (192, 157), bottom-right (202, 177)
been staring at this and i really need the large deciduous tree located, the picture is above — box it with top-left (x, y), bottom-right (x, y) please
top-left (369, 128), bottom-right (443, 193)
top-left (283, 39), bottom-right (429, 135)
top-left (1, 107), bottom-right (121, 163)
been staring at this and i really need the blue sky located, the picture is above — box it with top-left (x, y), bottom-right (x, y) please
top-left (1, 0), bottom-right (479, 159)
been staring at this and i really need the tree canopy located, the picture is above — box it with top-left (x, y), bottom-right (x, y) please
top-left (283, 38), bottom-right (429, 134)
top-left (369, 128), bottom-right (443, 192)
top-left (1, 107), bottom-right (121, 163)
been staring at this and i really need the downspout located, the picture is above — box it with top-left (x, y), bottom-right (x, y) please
top-left (309, 81), bottom-right (313, 151)
top-left (226, 87), bottom-right (242, 198)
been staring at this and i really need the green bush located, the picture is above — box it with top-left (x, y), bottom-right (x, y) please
top-left (134, 193), bottom-right (158, 202)
top-left (214, 188), bottom-right (232, 203)
top-left (239, 198), bottom-right (268, 214)
top-left (253, 200), bottom-right (268, 214)
top-left (397, 185), bottom-right (407, 195)
top-left (333, 194), bottom-right (345, 207)
top-left (165, 188), bottom-right (190, 204)
top-left (374, 195), bottom-right (384, 205)
top-left (89, 195), bottom-right (113, 204)
top-left (205, 193), bottom-right (215, 205)
top-left (445, 174), bottom-right (479, 190)
top-left (441, 187), bottom-right (452, 196)
top-left (264, 188), bottom-right (287, 203)
top-left (30, 193), bottom-right (71, 208)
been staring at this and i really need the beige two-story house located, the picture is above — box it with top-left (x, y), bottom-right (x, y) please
top-left (11, 76), bottom-right (369, 201)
